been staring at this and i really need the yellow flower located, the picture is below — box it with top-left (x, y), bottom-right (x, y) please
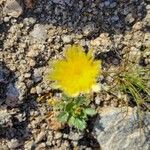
top-left (47, 99), bottom-right (57, 106)
top-left (47, 45), bottom-right (101, 97)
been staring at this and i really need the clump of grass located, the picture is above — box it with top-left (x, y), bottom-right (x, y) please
top-left (103, 49), bottom-right (150, 112)
top-left (116, 64), bottom-right (150, 130)
top-left (103, 44), bottom-right (150, 110)
top-left (115, 66), bottom-right (150, 110)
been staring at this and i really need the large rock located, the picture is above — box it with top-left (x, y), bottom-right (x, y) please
top-left (3, 0), bottom-right (23, 18)
top-left (94, 107), bottom-right (150, 150)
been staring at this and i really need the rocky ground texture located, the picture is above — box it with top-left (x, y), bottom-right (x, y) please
top-left (0, 0), bottom-right (150, 150)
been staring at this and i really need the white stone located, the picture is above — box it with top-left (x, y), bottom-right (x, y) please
top-left (30, 24), bottom-right (47, 42)
top-left (61, 35), bottom-right (72, 43)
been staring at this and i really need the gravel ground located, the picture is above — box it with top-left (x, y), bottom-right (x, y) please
top-left (0, 0), bottom-right (150, 149)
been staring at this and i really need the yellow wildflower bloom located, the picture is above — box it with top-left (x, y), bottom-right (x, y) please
top-left (47, 45), bottom-right (101, 97)
top-left (47, 99), bottom-right (57, 106)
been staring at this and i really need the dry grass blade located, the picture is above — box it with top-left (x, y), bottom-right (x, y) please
top-left (45, 111), bottom-right (62, 130)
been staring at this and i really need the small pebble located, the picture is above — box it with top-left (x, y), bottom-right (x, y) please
top-left (61, 35), bottom-right (72, 43)
top-left (54, 132), bottom-right (62, 139)
top-left (7, 139), bottom-right (21, 149)
top-left (35, 131), bottom-right (47, 144)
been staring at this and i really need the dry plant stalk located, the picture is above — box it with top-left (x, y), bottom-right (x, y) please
top-left (45, 111), bottom-right (62, 130)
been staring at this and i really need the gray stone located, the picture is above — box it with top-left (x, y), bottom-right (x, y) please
top-left (104, 1), bottom-right (110, 7)
top-left (3, 0), bottom-right (23, 18)
top-left (5, 83), bottom-right (19, 107)
top-left (33, 68), bottom-right (43, 83)
top-left (125, 13), bottom-right (135, 24)
top-left (110, 2), bottom-right (117, 8)
top-left (30, 24), bottom-right (47, 42)
top-left (111, 15), bottom-right (119, 22)
top-left (94, 107), bottom-right (150, 150)
top-left (82, 23), bottom-right (95, 36)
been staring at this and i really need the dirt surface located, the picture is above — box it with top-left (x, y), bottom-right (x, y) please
top-left (0, 0), bottom-right (150, 149)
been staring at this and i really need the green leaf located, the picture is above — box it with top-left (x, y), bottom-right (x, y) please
top-left (57, 112), bottom-right (69, 123)
top-left (74, 118), bottom-right (86, 130)
top-left (75, 96), bottom-right (86, 106)
top-left (62, 94), bottom-right (73, 101)
top-left (54, 102), bottom-right (65, 110)
top-left (84, 108), bottom-right (97, 116)
top-left (68, 116), bottom-right (76, 126)
top-left (66, 102), bottom-right (75, 112)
